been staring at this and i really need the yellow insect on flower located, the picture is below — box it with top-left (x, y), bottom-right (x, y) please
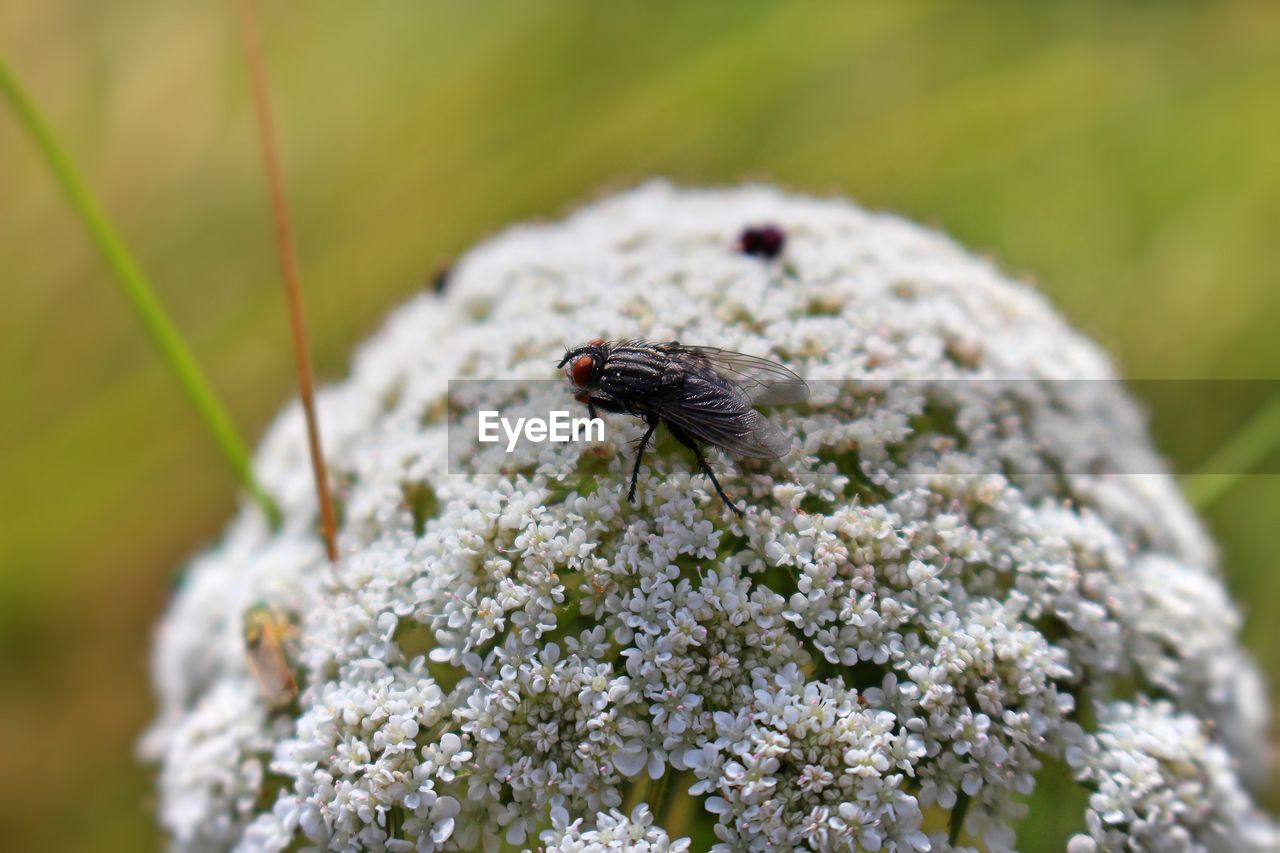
top-left (242, 604), bottom-right (299, 710)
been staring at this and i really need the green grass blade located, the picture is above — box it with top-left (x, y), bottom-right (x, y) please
top-left (0, 55), bottom-right (281, 529)
top-left (1181, 395), bottom-right (1280, 510)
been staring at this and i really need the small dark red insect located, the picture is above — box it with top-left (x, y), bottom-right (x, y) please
top-left (558, 339), bottom-right (808, 516)
top-left (736, 224), bottom-right (786, 259)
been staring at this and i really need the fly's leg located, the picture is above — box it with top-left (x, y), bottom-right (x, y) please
top-left (667, 425), bottom-right (745, 517)
top-left (628, 414), bottom-right (659, 504)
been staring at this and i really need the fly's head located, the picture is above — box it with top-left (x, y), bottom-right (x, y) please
top-left (558, 337), bottom-right (608, 402)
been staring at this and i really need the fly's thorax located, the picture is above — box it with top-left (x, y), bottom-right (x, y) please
top-left (597, 343), bottom-right (674, 398)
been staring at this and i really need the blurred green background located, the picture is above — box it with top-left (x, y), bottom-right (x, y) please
top-left (1, 2), bottom-right (1276, 849)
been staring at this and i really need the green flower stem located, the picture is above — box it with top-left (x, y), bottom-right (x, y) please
top-left (0, 55), bottom-right (281, 528)
top-left (653, 769), bottom-right (693, 838)
top-left (1182, 394), bottom-right (1280, 509)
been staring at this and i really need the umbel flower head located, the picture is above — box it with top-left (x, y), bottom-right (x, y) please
top-left (144, 183), bottom-right (1275, 851)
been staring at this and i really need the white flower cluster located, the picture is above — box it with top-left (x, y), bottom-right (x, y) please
top-left (540, 804), bottom-right (689, 851)
top-left (1065, 701), bottom-right (1275, 852)
top-left (144, 183), bottom-right (1275, 851)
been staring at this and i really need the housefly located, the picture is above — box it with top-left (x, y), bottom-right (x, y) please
top-left (557, 338), bottom-right (808, 516)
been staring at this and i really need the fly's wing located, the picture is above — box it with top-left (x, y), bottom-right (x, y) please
top-left (670, 345), bottom-right (809, 406)
top-left (648, 369), bottom-right (795, 459)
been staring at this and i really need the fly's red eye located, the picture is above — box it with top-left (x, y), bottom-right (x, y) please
top-left (571, 355), bottom-right (594, 387)
top-left (588, 337), bottom-right (605, 347)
